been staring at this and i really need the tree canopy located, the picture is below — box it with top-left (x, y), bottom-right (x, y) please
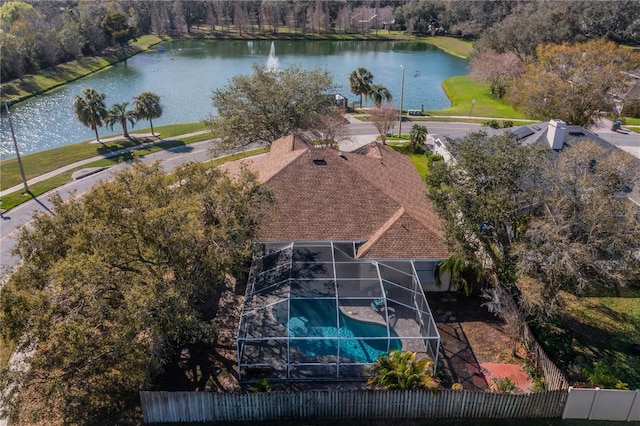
top-left (0, 161), bottom-right (271, 425)
top-left (426, 130), bottom-right (546, 284)
top-left (514, 141), bottom-right (640, 307)
top-left (368, 102), bottom-right (398, 145)
top-left (468, 51), bottom-right (523, 99)
top-left (507, 40), bottom-right (640, 127)
top-left (101, 11), bottom-right (138, 48)
top-left (427, 130), bottom-right (640, 317)
top-left (209, 64), bottom-right (339, 151)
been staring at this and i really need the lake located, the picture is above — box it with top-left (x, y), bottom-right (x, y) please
top-left (0, 40), bottom-right (468, 159)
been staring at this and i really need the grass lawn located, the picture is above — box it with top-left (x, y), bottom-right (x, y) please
top-left (422, 36), bottom-right (474, 59)
top-left (428, 76), bottom-right (529, 119)
top-left (547, 288), bottom-right (640, 389)
top-left (0, 136), bottom-right (267, 211)
top-left (388, 142), bottom-right (429, 178)
top-left (0, 122), bottom-right (207, 192)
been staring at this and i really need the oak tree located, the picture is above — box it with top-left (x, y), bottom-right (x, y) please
top-left (425, 130), bottom-right (546, 283)
top-left (209, 64), bottom-right (339, 152)
top-left (507, 40), bottom-right (640, 127)
top-left (515, 141), bottom-right (640, 305)
top-left (0, 161), bottom-right (271, 425)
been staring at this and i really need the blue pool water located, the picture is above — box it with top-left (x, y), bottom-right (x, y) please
top-left (284, 299), bottom-right (401, 363)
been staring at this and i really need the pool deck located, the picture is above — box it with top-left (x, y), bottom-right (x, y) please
top-left (339, 305), bottom-right (428, 355)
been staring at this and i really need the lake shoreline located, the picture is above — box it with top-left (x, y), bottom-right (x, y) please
top-left (1, 39), bottom-right (470, 160)
top-left (0, 34), bottom-right (472, 107)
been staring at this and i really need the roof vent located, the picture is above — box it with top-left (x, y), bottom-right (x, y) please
top-left (339, 154), bottom-right (348, 161)
top-left (312, 159), bottom-right (327, 165)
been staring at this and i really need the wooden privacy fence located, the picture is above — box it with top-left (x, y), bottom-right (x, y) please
top-left (140, 389), bottom-right (568, 423)
top-left (522, 323), bottom-right (569, 391)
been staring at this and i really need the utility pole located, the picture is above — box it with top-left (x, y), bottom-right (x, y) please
top-left (4, 100), bottom-right (29, 193)
top-left (398, 65), bottom-right (405, 138)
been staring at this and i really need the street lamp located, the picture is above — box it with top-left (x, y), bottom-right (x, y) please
top-left (398, 65), bottom-right (405, 138)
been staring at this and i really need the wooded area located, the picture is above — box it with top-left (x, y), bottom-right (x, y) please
top-left (2, 0), bottom-right (640, 81)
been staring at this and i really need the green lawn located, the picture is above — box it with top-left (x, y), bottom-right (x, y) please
top-left (422, 36), bottom-right (474, 59)
top-left (0, 135), bottom-right (267, 211)
top-left (388, 142), bottom-right (429, 178)
top-left (428, 75), bottom-right (529, 119)
top-left (549, 289), bottom-right (640, 389)
top-left (0, 122), bottom-right (207, 192)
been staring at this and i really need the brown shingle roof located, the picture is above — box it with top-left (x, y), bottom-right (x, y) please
top-left (224, 135), bottom-right (449, 260)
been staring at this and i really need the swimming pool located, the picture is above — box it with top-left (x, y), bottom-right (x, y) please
top-left (283, 299), bottom-right (401, 363)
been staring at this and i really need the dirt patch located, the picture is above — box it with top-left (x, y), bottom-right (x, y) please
top-left (430, 292), bottom-right (532, 392)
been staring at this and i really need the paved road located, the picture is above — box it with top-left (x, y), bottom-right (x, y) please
top-left (2, 117), bottom-right (637, 275)
top-left (1, 118), bottom-right (492, 274)
top-left (0, 140), bottom-right (212, 276)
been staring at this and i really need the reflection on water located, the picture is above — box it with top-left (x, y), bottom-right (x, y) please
top-left (0, 40), bottom-right (467, 159)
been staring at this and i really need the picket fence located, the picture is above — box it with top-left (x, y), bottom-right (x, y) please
top-left (140, 388), bottom-right (568, 423)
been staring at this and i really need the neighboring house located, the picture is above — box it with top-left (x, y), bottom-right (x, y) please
top-left (223, 134), bottom-right (449, 381)
top-left (431, 120), bottom-right (640, 205)
top-left (517, 119), bottom-right (640, 205)
top-left (620, 70), bottom-right (640, 112)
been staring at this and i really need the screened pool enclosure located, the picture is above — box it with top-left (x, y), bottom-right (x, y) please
top-left (237, 241), bottom-right (440, 381)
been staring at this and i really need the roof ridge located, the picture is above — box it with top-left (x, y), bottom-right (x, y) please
top-left (356, 207), bottom-right (405, 259)
top-left (261, 148), bottom-right (309, 183)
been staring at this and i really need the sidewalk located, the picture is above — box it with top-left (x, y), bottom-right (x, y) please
top-left (0, 131), bottom-right (208, 198)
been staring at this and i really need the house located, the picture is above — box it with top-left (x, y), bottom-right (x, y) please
top-left (431, 120), bottom-right (640, 205)
top-left (224, 134), bottom-right (450, 288)
top-left (223, 134), bottom-right (449, 381)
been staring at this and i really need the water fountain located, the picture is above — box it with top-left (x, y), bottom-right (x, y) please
top-left (266, 41), bottom-right (279, 71)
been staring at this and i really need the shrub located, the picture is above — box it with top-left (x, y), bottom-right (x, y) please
top-left (483, 119), bottom-right (500, 129)
top-left (523, 358), bottom-right (546, 392)
top-left (582, 361), bottom-right (629, 390)
top-left (249, 378), bottom-right (274, 393)
top-left (501, 120), bottom-right (514, 128)
top-left (622, 98), bottom-right (640, 118)
top-left (492, 376), bottom-right (517, 394)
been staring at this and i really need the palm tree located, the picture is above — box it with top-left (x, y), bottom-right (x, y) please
top-left (349, 67), bottom-right (373, 107)
top-left (107, 102), bottom-right (136, 138)
top-left (368, 84), bottom-right (393, 108)
top-left (133, 92), bottom-right (163, 136)
top-left (73, 88), bottom-right (108, 142)
top-left (409, 124), bottom-right (428, 151)
top-left (367, 350), bottom-right (439, 391)
top-left (434, 255), bottom-right (483, 295)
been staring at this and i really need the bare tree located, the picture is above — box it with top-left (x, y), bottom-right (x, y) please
top-left (368, 103), bottom-right (398, 145)
top-left (308, 109), bottom-right (350, 148)
top-left (469, 50), bottom-right (523, 98)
